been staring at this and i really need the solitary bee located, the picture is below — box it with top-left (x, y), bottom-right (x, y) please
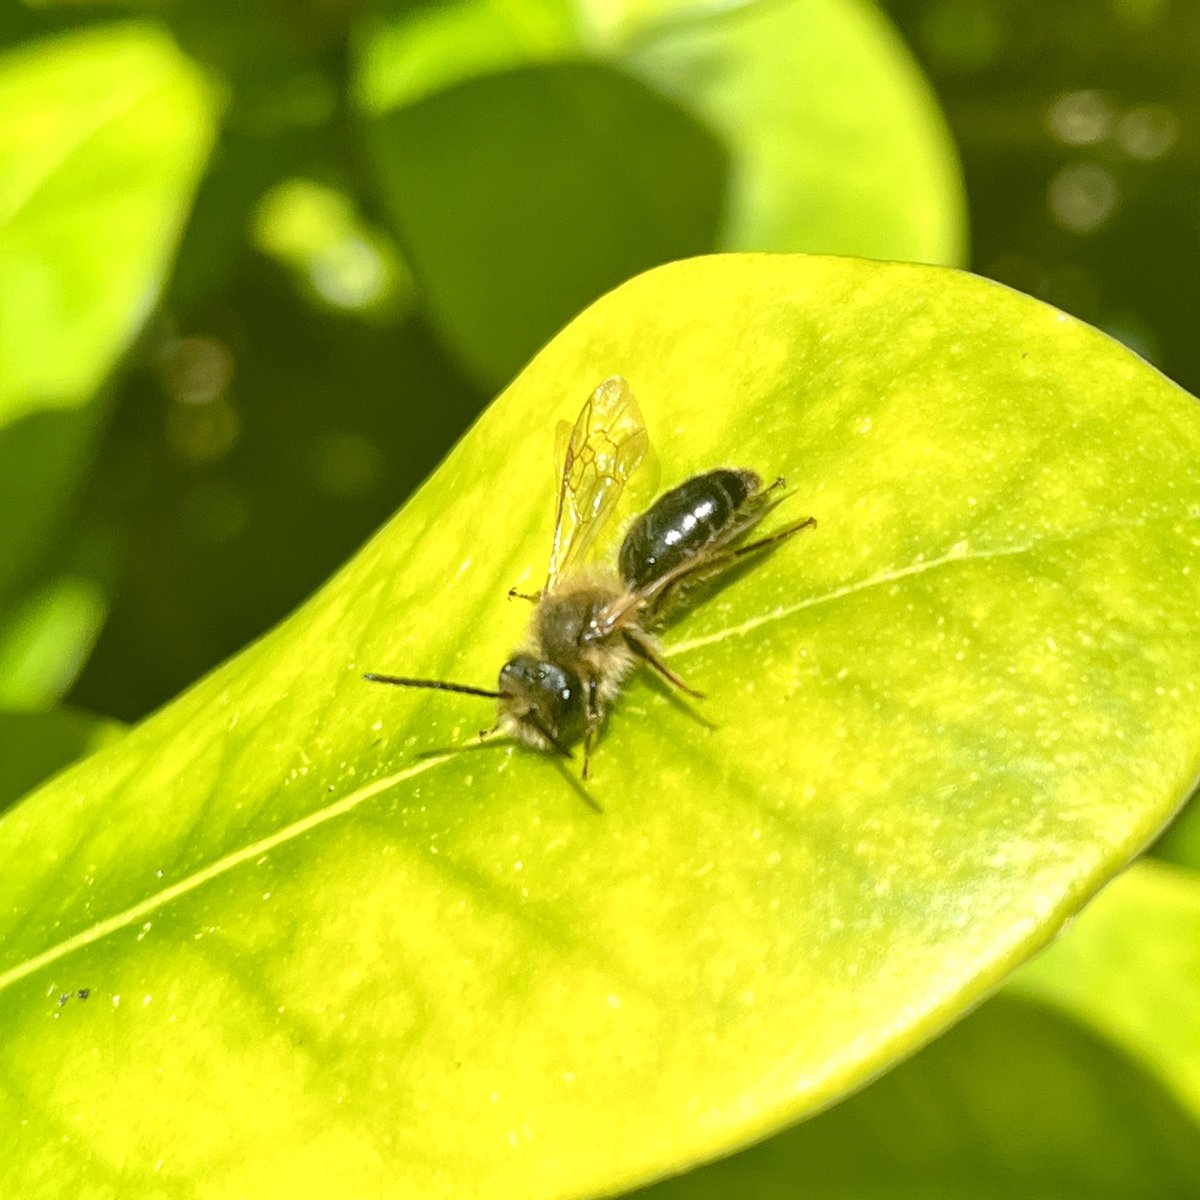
top-left (365, 376), bottom-right (815, 777)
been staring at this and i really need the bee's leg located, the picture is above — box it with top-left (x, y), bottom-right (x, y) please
top-left (654, 516), bottom-right (817, 605)
top-left (582, 676), bottom-right (603, 781)
top-left (726, 514), bottom-right (816, 561)
top-left (586, 675), bottom-right (602, 720)
top-left (599, 515), bottom-right (816, 638)
top-left (725, 476), bottom-right (789, 534)
top-left (477, 721), bottom-right (500, 742)
top-left (623, 630), bottom-right (706, 699)
top-left (507, 587), bottom-right (540, 603)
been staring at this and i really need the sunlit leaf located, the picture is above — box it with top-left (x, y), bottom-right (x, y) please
top-left (1, 254), bottom-right (1198, 1198)
top-left (0, 22), bottom-right (219, 600)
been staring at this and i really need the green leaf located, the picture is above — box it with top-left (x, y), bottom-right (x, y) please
top-left (621, 0), bottom-right (965, 264)
top-left (1151, 786), bottom-right (1200, 867)
top-left (0, 708), bottom-right (124, 816)
top-left (625, 994), bottom-right (1200, 1199)
top-left (357, 0), bottom-right (965, 383)
top-left (0, 575), bottom-right (107, 708)
top-left (1011, 858), bottom-right (1200, 1126)
top-left (0, 22), bottom-right (219, 601)
top-left (2, 254), bottom-right (1198, 1197)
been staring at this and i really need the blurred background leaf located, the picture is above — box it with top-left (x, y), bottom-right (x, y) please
top-left (884, 0), bottom-right (1200, 391)
top-left (0, 707), bottom-right (123, 816)
top-left (357, 0), bottom-right (966, 384)
top-left (1012, 859), bottom-right (1200, 1127)
top-left (0, 574), bottom-right (106, 708)
top-left (625, 994), bottom-right (1200, 1200)
top-left (0, 22), bottom-right (219, 707)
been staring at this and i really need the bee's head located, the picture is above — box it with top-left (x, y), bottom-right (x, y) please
top-left (364, 656), bottom-right (587, 760)
top-left (499, 654), bottom-right (588, 754)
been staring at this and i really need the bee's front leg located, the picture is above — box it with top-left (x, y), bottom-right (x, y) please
top-left (582, 676), bottom-right (603, 780)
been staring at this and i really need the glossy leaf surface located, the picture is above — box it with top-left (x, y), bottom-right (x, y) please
top-left (1, 255), bottom-right (1198, 1198)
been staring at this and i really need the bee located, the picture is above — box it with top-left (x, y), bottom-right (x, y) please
top-left (365, 376), bottom-right (815, 778)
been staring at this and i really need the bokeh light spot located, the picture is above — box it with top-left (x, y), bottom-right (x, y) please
top-left (1047, 162), bottom-right (1119, 234)
top-left (1116, 104), bottom-right (1177, 160)
top-left (1046, 90), bottom-right (1113, 146)
top-left (254, 178), bottom-right (413, 316)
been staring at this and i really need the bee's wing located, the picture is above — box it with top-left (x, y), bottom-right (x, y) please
top-left (546, 376), bottom-right (650, 589)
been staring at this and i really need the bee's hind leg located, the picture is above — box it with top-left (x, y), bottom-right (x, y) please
top-left (727, 514), bottom-right (816, 561)
top-left (622, 630), bottom-right (706, 699)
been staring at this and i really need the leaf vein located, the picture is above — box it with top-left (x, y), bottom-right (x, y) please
top-left (0, 752), bottom-right (456, 996)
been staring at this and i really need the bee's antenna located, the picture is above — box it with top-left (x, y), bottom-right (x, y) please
top-left (550, 756), bottom-right (603, 814)
top-left (363, 673), bottom-right (508, 701)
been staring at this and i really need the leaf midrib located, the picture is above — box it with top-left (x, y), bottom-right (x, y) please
top-left (672, 512), bottom-right (1189, 656)
top-left (0, 750), bottom-right (455, 995)
top-left (0, 509), bottom-right (1190, 996)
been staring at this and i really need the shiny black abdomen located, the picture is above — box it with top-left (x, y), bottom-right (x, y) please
top-left (619, 468), bottom-right (760, 592)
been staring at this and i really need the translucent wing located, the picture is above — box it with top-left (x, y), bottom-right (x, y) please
top-left (546, 376), bottom-right (650, 589)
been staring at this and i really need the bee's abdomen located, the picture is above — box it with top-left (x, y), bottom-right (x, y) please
top-left (619, 468), bottom-right (760, 592)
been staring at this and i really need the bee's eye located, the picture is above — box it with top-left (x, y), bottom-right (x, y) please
top-left (500, 654), bottom-right (586, 744)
